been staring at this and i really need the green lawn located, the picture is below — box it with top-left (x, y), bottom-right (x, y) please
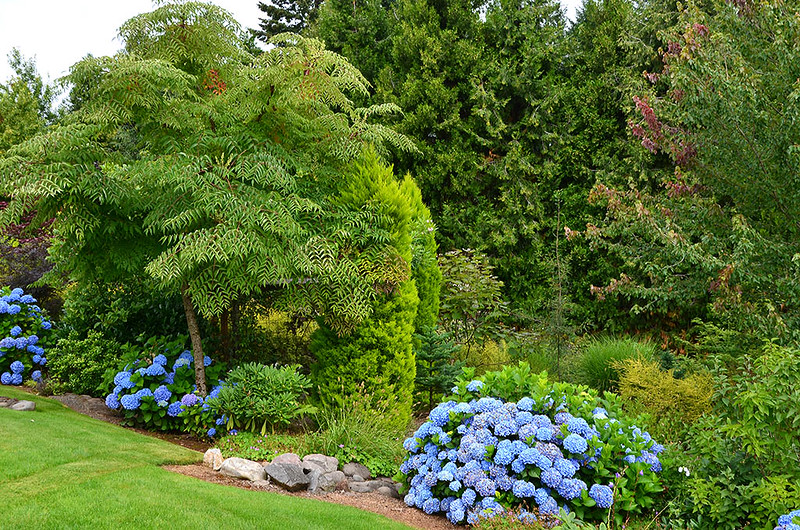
top-left (0, 387), bottom-right (412, 530)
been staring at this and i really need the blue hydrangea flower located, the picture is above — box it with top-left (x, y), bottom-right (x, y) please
top-left (512, 480), bottom-right (536, 498)
top-left (475, 478), bottom-right (496, 497)
top-left (563, 433), bottom-right (589, 454)
top-left (474, 397), bottom-right (503, 413)
top-left (145, 363), bottom-right (166, 377)
top-left (557, 478), bottom-right (586, 500)
top-left (27, 335), bottom-right (38, 345)
top-left (14, 337), bottom-right (27, 349)
top-left (153, 354), bottom-right (168, 366)
top-left (120, 394), bottom-right (141, 410)
top-left (535, 427), bottom-right (554, 441)
top-left (422, 497), bottom-right (440, 514)
top-left (203, 355), bottom-right (212, 366)
top-left (10, 373), bottom-right (22, 385)
top-left (462, 488), bottom-right (477, 506)
top-left (541, 467), bottom-right (563, 488)
top-left (429, 401), bottom-right (455, 427)
top-left (135, 388), bottom-right (154, 399)
top-left (163, 371), bottom-right (175, 385)
top-left (153, 385), bottom-right (172, 402)
top-left (207, 428), bottom-right (216, 437)
top-left (9, 325), bottom-right (22, 337)
top-left (0, 337), bottom-right (14, 349)
top-left (10, 360), bottom-right (24, 374)
top-left (173, 358), bottom-right (191, 370)
top-left (466, 380), bottom-right (484, 393)
top-left (31, 370), bottom-right (42, 382)
top-left (8, 304), bottom-right (21, 315)
top-left (32, 353), bottom-right (42, 364)
top-left (167, 401), bottom-right (183, 417)
top-left (567, 417), bottom-right (591, 436)
top-left (554, 458), bottom-right (577, 477)
top-left (589, 484), bottom-right (614, 508)
top-left (181, 393), bottom-right (200, 407)
top-left (105, 393), bottom-right (120, 409)
top-left (40, 319), bottom-right (51, 329)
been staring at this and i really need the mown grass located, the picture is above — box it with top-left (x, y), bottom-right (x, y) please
top-left (0, 387), bottom-right (411, 530)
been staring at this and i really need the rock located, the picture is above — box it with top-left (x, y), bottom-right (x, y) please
top-left (271, 453), bottom-right (302, 466)
top-left (350, 474), bottom-right (365, 482)
top-left (8, 400), bottom-right (35, 411)
top-left (348, 479), bottom-right (385, 493)
top-left (265, 461), bottom-right (311, 492)
top-left (303, 454), bottom-right (338, 474)
top-left (219, 457), bottom-right (267, 482)
top-left (302, 461), bottom-right (325, 476)
top-left (203, 448), bottom-right (224, 471)
top-left (377, 485), bottom-right (401, 499)
top-left (307, 469), bottom-right (323, 494)
top-left (342, 461), bottom-right (371, 479)
top-left (317, 470), bottom-right (346, 492)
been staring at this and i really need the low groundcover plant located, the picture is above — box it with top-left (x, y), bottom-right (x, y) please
top-left (399, 369), bottom-right (664, 526)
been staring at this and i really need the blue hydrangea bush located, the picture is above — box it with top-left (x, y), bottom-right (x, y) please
top-left (399, 366), bottom-right (664, 526)
top-left (776, 509), bottom-right (800, 530)
top-left (0, 287), bottom-right (52, 386)
top-left (103, 336), bottom-right (226, 437)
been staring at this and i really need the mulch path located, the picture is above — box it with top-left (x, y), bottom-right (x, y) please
top-left (50, 392), bottom-right (456, 530)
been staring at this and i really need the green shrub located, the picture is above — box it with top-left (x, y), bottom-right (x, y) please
top-left (312, 152), bottom-right (419, 430)
top-left (233, 307), bottom-right (316, 367)
top-left (571, 336), bottom-right (656, 392)
top-left (209, 363), bottom-right (316, 435)
top-left (616, 357), bottom-right (712, 442)
top-left (413, 326), bottom-right (462, 412)
top-left (47, 331), bottom-right (123, 396)
top-left (673, 343), bottom-right (800, 529)
top-left (308, 387), bottom-right (406, 478)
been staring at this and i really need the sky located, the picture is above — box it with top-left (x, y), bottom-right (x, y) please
top-left (0, 0), bottom-right (583, 85)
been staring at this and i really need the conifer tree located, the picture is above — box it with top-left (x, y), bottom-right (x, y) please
top-left (252, 0), bottom-right (323, 41)
top-left (0, 1), bottom-right (415, 393)
top-left (413, 326), bottom-right (461, 411)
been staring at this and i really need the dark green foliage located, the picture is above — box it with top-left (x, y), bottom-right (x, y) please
top-left (413, 326), bottom-right (462, 411)
top-left (253, 0), bottom-right (322, 41)
top-left (209, 363), bottom-right (316, 435)
top-left (311, 151), bottom-right (420, 429)
top-left (58, 280), bottom-right (191, 345)
top-left (47, 331), bottom-right (123, 396)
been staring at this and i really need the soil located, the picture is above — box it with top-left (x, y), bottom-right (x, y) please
top-left (51, 392), bottom-right (457, 530)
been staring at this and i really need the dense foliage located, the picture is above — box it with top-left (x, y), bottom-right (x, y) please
top-left (47, 331), bottom-right (123, 396)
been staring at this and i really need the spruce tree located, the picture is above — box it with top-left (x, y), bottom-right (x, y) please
top-left (252, 0), bottom-right (323, 41)
top-left (413, 326), bottom-right (461, 411)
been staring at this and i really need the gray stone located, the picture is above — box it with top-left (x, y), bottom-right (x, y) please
top-left (348, 479), bottom-right (385, 493)
top-left (317, 470), bottom-right (346, 492)
top-left (342, 461), bottom-right (371, 479)
top-left (307, 469), bottom-right (323, 494)
top-left (265, 461), bottom-right (311, 492)
top-left (9, 400), bottom-right (35, 411)
top-left (302, 461), bottom-right (325, 475)
top-left (219, 457), bottom-right (267, 482)
top-left (303, 454), bottom-right (338, 474)
top-left (350, 474), bottom-right (365, 482)
top-left (377, 485), bottom-right (401, 499)
top-left (203, 448), bottom-right (224, 471)
top-left (271, 453), bottom-right (302, 466)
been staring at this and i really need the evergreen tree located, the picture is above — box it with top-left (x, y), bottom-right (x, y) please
top-left (311, 150), bottom-right (419, 429)
top-left (252, 0), bottom-right (323, 41)
top-left (413, 326), bottom-right (461, 411)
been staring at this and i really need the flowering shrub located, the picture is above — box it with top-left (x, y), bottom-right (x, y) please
top-left (776, 509), bottom-right (800, 530)
top-left (103, 336), bottom-right (225, 437)
top-left (399, 367), bottom-right (663, 526)
top-left (0, 286), bottom-right (52, 386)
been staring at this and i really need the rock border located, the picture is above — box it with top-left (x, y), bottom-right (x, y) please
top-left (205, 449), bottom-right (401, 499)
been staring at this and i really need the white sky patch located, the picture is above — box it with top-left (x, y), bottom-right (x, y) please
top-left (1, 0), bottom-right (584, 85)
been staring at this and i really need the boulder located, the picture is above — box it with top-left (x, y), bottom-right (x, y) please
top-left (219, 457), bottom-right (267, 482)
top-left (350, 474), bottom-right (365, 483)
top-left (348, 479), bottom-right (385, 493)
top-left (317, 470), bottom-right (346, 492)
top-left (9, 400), bottom-right (36, 411)
top-left (342, 461), bottom-right (371, 479)
top-left (265, 461), bottom-right (310, 492)
top-left (307, 469), bottom-right (323, 494)
top-left (271, 453), bottom-right (302, 466)
top-left (203, 448), bottom-right (224, 471)
top-left (377, 485), bottom-right (401, 499)
top-left (303, 454), bottom-right (338, 474)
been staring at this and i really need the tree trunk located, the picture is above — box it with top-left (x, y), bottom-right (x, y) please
top-left (181, 283), bottom-right (207, 396)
